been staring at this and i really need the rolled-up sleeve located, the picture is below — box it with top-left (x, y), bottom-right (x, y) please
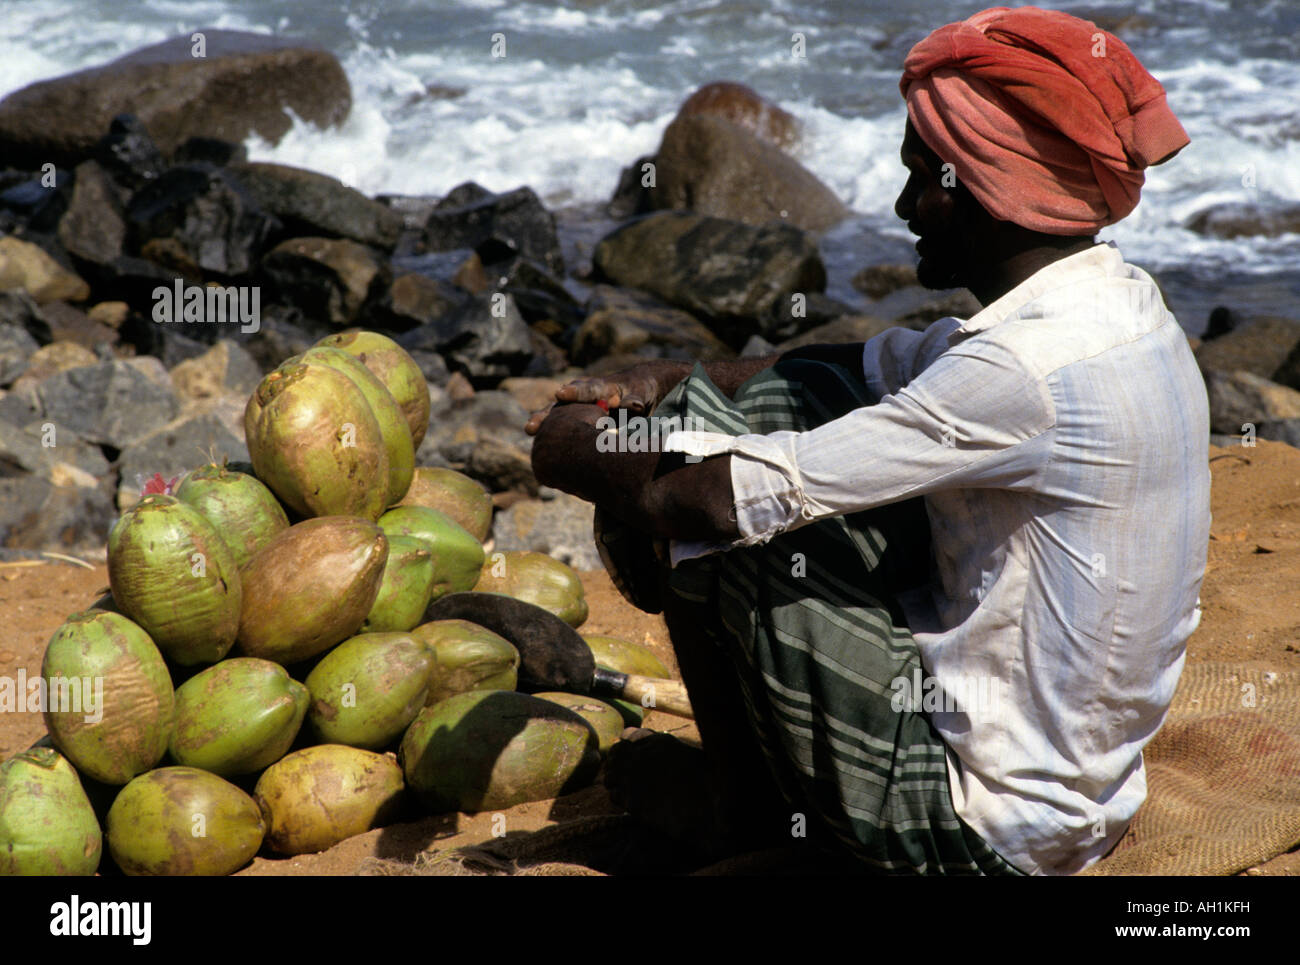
top-left (668, 335), bottom-right (1057, 552)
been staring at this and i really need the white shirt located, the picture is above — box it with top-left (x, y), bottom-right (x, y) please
top-left (666, 243), bottom-right (1211, 875)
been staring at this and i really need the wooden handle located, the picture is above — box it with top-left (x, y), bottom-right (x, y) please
top-left (592, 669), bottom-right (695, 720)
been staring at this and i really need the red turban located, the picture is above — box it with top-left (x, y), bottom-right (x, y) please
top-left (899, 6), bottom-right (1189, 234)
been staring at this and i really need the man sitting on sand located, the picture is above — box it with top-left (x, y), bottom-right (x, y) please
top-left (526, 6), bottom-right (1210, 875)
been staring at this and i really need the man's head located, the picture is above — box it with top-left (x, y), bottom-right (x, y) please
top-left (897, 6), bottom-right (1188, 265)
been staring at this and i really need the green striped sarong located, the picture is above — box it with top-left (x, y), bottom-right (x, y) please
top-left (656, 359), bottom-right (1025, 876)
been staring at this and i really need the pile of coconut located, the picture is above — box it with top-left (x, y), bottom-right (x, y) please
top-left (0, 332), bottom-right (669, 876)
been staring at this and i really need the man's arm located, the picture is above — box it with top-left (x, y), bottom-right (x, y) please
top-left (530, 403), bottom-right (740, 542)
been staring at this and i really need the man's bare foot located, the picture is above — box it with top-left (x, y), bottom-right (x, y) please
top-left (603, 728), bottom-right (725, 859)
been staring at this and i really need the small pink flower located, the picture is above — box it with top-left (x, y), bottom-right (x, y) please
top-left (140, 473), bottom-right (179, 496)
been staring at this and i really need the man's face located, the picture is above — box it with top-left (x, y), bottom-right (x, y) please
top-left (895, 119), bottom-right (977, 291)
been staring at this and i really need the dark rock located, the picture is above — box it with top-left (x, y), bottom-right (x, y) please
top-left (1204, 370), bottom-right (1300, 436)
top-left (126, 164), bottom-right (279, 277)
top-left (115, 307), bottom-right (213, 368)
top-left (239, 303), bottom-right (325, 373)
top-left (0, 476), bottom-right (116, 551)
top-left (525, 329), bottom-right (568, 378)
top-left (607, 155), bottom-right (656, 220)
top-left (389, 248), bottom-right (481, 284)
top-left (492, 257), bottom-right (583, 334)
top-left (0, 30), bottom-right (351, 169)
top-left (35, 359), bottom-right (179, 449)
top-left (776, 314), bottom-right (897, 353)
top-left (80, 254), bottom-right (177, 314)
top-left (760, 291), bottom-right (859, 343)
top-left (0, 325), bottom-right (39, 385)
top-left (57, 161), bottom-right (127, 265)
top-left (648, 114), bottom-right (848, 233)
top-left (260, 236), bottom-right (387, 327)
top-left (895, 290), bottom-right (983, 328)
top-left (852, 263), bottom-right (918, 299)
top-left (572, 285), bottom-right (733, 365)
top-left (0, 171), bottom-right (72, 232)
top-left (1254, 419), bottom-right (1300, 448)
top-left (92, 114), bottom-right (166, 194)
top-left (229, 162), bottom-right (402, 250)
top-left (424, 183), bottom-right (564, 278)
top-left (416, 390), bottom-right (536, 494)
top-left (0, 291), bottom-right (52, 343)
top-left (377, 194), bottom-right (442, 232)
top-left (1274, 339), bottom-right (1300, 393)
top-left (116, 410), bottom-right (249, 508)
top-left (396, 291), bottom-right (534, 383)
top-left (493, 490), bottom-right (600, 571)
top-left (1195, 317), bottom-right (1300, 381)
top-left (1185, 202), bottom-right (1300, 240)
top-left (37, 301), bottom-right (117, 351)
top-left (1203, 306), bottom-right (1237, 341)
top-left (592, 211), bottom-right (826, 346)
top-left (172, 136), bottom-right (247, 167)
top-left (364, 273), bottom-right (468, 332)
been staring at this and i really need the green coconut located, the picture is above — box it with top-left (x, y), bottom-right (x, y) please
top-left (236, 517), bottom-right (389, 665)
top-left (173, 463), bottom-right (290, 569)
top-left (360, 535), bottom-right (436, 633)
top-left (378, 506), bottom-right (485, 601)
top-left (305, 632), bottom-right (435, 749)
top-left (107, 494), bottom-right (243, 666)
top-left (106, 767), bottom-right (265, 876)
top-left (400, 690), bottom-right (600, 813)
top-left (168, 658), bottom-right (309, 777)
top-left (472, 550), bottom-right (589, 628)
top-left (0, 747), bottom-right (102, 875)
top-left (410, 619), bottom-right (519, 705)
top-left (395, 467), bottom-right (493, 541)
top-left (582, 635), bottom-right (671, 727)
top-left (298, 345), bottom-right (415, 506)
top-left (42, 610), bottom-right (173, 785)
top-left (314, 331), bottom-right (430, 448)
top-left (244, 360), bottom-right (390, 520)
top-left (533, 693), bottom-right (625, 754)
top-left (254, 745), bottom-right (406, 855)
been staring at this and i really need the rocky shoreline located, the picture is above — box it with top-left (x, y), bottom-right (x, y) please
top-left (2, 30), bottom-right (1299, 563)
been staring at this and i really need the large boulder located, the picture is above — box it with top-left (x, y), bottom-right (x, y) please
top-left (0, 31), bottom-right (351, 169)
top-left (116, 411), bottom-right (249, 509)
top-left (492, 490), bottom-right (600, 571)
top-left (1274, 340), bottom-right (1300, 393)
top-left (260, 237), bottom-right (387, 327)
top-left (1205, 370), bottom-right (1300, 436)
top-left (34, 359), bottom-right (179, 450)
top-left (572, 285), bottom-right (733, 365)
top-left (396, 292), bottom-right (534, 383)
top-left (126, 165), bottom-right (279, 277)
top-left (1195, 317), bottom-right (1300, 381)
top-left (1185, 203), bottom-right (1300, 240)
top-left (592, 211), bottom-right (826, 347)
top-left (0, 325), bottom-right (39, 386)
top-left (647, 114), bottom-right (849, 233)
top-left (57, 162), bottom-right (127, 266)
top-left (676, 82), bottom-right (801, 151)
top-left (229, 163), bottom-right (402, 250)
top-left (423, 183), bottom-right (564, 278)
